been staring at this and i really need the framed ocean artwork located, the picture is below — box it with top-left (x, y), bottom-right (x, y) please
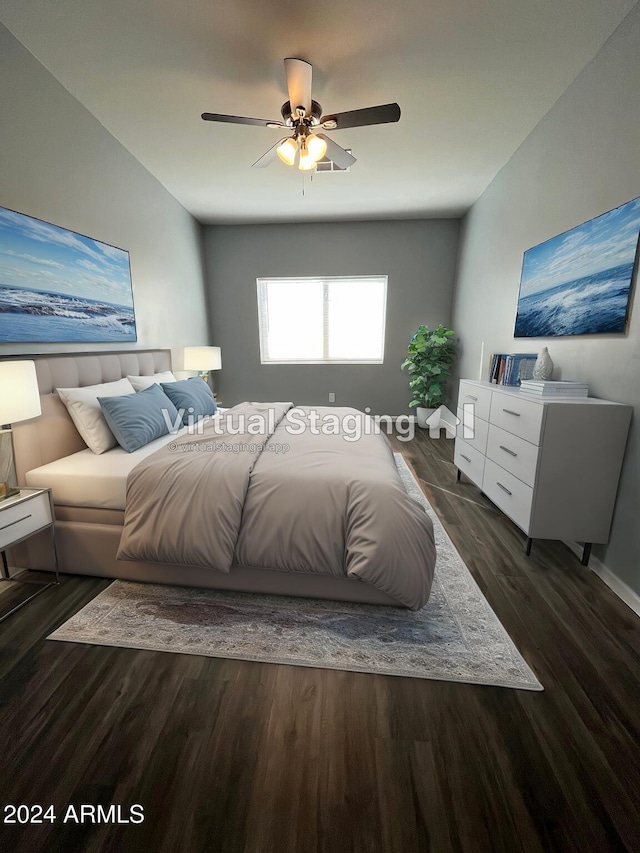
top-left (0, 206), bottom-right (136, 343)
top-left (514, 196), bottom-right (640, 337)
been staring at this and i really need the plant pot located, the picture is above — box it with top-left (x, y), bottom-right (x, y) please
top-left (416, 407), bottom-right (436, 429)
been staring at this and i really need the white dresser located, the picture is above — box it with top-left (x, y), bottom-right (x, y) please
top-left (453, 380), bottom-right (632, 563)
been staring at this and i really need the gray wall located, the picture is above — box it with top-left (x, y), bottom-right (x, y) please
top-left (452, 5), bottom-right (640, 595)
top-left (0, 24), bottom-right (209, 367)
top-left (204, 219), bottom-right (460, 415)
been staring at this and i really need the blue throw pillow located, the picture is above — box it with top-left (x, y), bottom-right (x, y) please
top-left (98, 383), bottom-right (179, 453)
top-left (161, 377), bottom-right (218, 425)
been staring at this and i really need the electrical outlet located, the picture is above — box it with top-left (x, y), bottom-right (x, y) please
top-left (328, 392), bottom-right (336, 403)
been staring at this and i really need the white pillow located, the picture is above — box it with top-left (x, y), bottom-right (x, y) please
top-left (127, 371), bottom-right (176, 392)
top-left (57, 378), bottom-right (135, 454)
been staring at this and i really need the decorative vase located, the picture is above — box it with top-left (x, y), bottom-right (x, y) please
top-left (533, 347), bottom-right (553, 380)
top-left (416, 407), bottom-right (435, 429)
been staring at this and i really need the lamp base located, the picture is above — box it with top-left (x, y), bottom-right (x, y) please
top-left (0, 429), bottom-right (19, 502)
top-left (0, 483), bottom-right (19, 502)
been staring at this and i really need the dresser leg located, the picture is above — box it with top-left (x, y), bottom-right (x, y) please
top-left (1, 550), bottom-right (9, 579)
top-left (581, 543), bottom-right (592, 566)
top-left (456, 468), bottom-right (461, 482)
top-left (525, 537), bottom-right (533, 557)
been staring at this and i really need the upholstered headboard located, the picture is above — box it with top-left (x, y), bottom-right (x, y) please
top-left (11, 350), bottom-right (172, 484)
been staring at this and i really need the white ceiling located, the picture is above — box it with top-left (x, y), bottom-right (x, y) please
top-left (0, 0), bottom-right (636, 224)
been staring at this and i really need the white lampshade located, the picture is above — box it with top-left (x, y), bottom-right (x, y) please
top-left (183, 346), bottom-right (222, 371)
top-left (0, 360), bottom-right (42, 425)
top-left (297, 137), bottom-right (315, 171)
top-left (306, 134), bottom-right (327, 162)
top-left (298, 151), bottom-right (317, 171)
top-left (276, 137), bottom-right (297, 166)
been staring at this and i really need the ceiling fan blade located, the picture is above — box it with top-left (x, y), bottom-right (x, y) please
top-left (317, 134), bottom-right (357, 169)
top-left (284, 57), bottom-right (312, 115)
top-left (201, 112), bottom-right (284, 128)
top-left (252, 138), bottom-right (288, 169)
top-left (320, 102), bottom-right (401, 130)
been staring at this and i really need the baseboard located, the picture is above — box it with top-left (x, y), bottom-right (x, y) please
top-left (564, 541), bottom-right (640, 617)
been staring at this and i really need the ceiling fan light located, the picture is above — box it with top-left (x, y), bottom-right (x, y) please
top-left (298, 152), bottom-right (317, 171)
top-left (297, 136), bottom-right (315, 171)
top-left (306, 134), bottom-right (327, 162)
top-left (276, 137), bottom-right (297, 166)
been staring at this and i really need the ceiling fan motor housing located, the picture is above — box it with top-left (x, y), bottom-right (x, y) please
top-left (281, 100), bottom-right (323, 127)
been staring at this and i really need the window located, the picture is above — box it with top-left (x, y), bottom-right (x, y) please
top-left (257, 276), bottom-right (387, 364)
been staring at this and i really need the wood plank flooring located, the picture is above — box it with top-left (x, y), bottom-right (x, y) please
top-left (0, 430), bottom-right (639, 852)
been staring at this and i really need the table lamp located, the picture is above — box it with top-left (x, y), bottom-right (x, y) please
top-left (0, 360), bottom-right (42, 500)
top-left (183, 346), bottom-right (222, 391)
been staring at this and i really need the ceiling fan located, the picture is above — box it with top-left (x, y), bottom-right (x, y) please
top-left (201, 58), bottom-right (401, 171)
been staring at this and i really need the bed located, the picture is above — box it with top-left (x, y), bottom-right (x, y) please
top-left (12, 350), bottom-right (436, 609)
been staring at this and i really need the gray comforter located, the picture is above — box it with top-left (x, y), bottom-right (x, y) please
top-left (117, 403), bottom-right (436, 609)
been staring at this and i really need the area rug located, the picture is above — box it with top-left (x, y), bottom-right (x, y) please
top-left (48, 454), bottom-right (542, 691)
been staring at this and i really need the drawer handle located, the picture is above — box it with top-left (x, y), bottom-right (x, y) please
top-left (465, 394), bottom-right (478, 401)
top-left (460, 454), bottom-right (471, 463)
top-left (496, 482), bottom-right (512, 496)
top-left (499, 445), bottom-right (517, 457)
top-left (502, 408), bottom-right (521, 417)
top-left (0, 513), bottom-right (32, 531)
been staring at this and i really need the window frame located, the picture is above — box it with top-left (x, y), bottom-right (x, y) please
top-left (256, 275), bottom-right (388, 365)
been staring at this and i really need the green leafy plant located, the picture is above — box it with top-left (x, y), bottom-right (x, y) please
top-left (401, 324), bottom-right (456, 409)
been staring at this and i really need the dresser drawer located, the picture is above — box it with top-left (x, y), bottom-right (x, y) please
top-left (456, 407), bottom-right (488, 455)
top-left (489, 394), bottom-right (544, 445)
top-left (458, 381), bottom-right (493, 423)
top-left (486, 424), bottom-right (539, 488)
top-left (454, 438), bottom-right (485, 487)
top-left (482, 459), bottom-right (533, 533)
top-left (0, 492), bottom-right (52, 550)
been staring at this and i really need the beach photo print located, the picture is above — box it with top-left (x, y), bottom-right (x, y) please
top-left (0, 206), bottom-right (136, 343)
top-left (514, 196), bottom-right (640, 337)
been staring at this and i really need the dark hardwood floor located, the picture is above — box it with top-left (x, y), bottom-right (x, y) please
top-left (1, 430), bottom-right (639, 852)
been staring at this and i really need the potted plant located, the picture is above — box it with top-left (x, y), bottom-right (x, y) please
top-left (401, 324), bottom-right (456, 428)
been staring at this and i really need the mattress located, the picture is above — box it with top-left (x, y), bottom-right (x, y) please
top-left (26, 406), bottom-right (229, 510)
top-left (26, 426), bottom-right (189, 510)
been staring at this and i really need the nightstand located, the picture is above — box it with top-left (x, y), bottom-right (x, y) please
top-left (0, 488), bottom-right (59, 622)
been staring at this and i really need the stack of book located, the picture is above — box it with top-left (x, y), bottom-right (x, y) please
top-left (489, 353), bottom-right (538, 386)
top-left (520, 380), bottom-right (589, 398)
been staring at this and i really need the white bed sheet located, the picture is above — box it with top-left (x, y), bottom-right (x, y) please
top-left (27, 407), bottom-right (229, 510)
top-left (25, 427), bottom-right (192, 510)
